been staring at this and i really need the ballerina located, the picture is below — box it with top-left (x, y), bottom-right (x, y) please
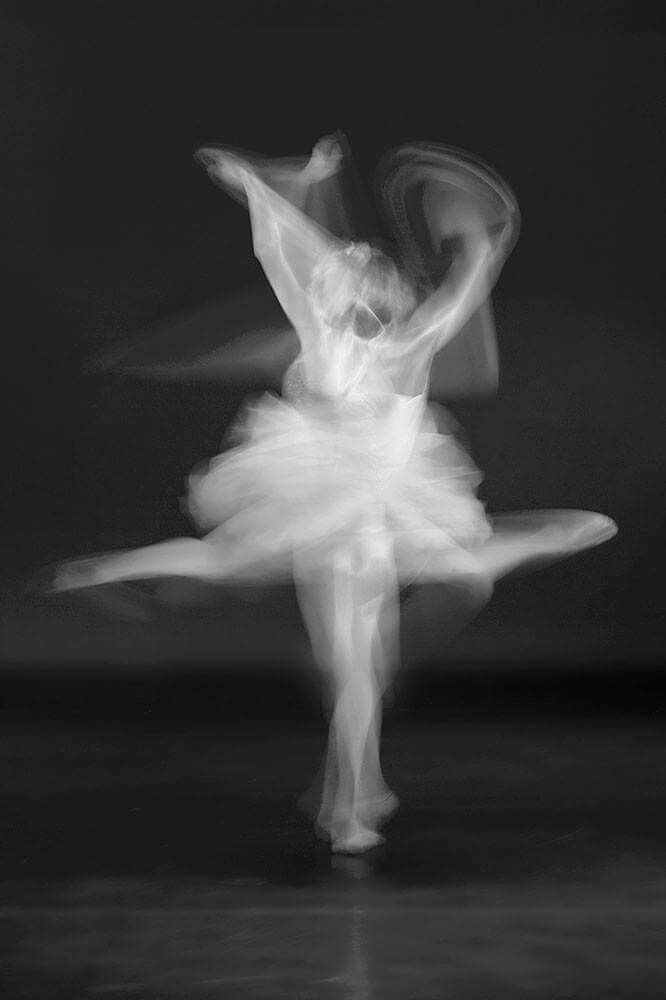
top-left (52, 135), bottom-right (617, 853)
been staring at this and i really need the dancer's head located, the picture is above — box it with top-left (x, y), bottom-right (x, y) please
top-left (310, 242), bottom-right (416, 339)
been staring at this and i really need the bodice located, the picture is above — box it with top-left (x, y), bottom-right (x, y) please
top-left (284, 323), bottom-right (401, 402)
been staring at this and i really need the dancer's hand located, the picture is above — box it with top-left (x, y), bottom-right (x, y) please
top-left (307, 134), bottom-right (344, 179)
top-left (198, 149), bottom-right (250, 189)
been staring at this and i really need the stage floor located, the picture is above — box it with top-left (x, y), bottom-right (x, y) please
top-left (2, 683), bottom-right (666, 998)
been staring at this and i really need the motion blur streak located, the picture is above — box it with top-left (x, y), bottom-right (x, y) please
top-left (52, 135), bottom-right (616, 852)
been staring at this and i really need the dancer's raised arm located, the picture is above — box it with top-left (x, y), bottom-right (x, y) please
top-left (405, 209), bottom-right (515, 353)
top-left (197, 145), bottom-right (343, 346)
top-left (378, 142), bottom-right (519, 373)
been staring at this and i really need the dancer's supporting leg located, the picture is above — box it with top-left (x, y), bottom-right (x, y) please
top-left (296, 535), bottom-right (399, 853)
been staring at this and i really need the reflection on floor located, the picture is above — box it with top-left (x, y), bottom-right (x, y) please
top-left (2, 672), bottom-right (666, 998)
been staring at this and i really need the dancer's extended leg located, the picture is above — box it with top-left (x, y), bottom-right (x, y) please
top-left (397, 510), bottom-right (616, 601)
top-left (473, 511), bottom-right (618, 581)
top-left (54, 537), bottom-right (243, 591)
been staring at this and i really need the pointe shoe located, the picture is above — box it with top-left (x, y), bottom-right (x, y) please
top-left (51, 556), bottom-right (106, 592)
top-left (358, 790), bottom-right (399, 829)
top-left (49, 562), bottom-right (156, 622)
top-left (311, 787), bottom-right (399, 844)
top-left (331, 824), bottom-right (385, 855)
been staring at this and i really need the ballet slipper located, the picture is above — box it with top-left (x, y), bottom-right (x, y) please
top-left (47, 558), bottom-right (157, 622)
top-left (357, 789), bottom-right (399, 829)
top-left (318, 789), bottom-right (398, 848)
top-left (51, 556), bottom-right (108, 592)
top-left (331, 822), bottom-right (385, 855)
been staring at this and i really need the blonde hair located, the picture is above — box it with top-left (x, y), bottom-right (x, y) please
top-left (310, 242), bottom-right (416, 334)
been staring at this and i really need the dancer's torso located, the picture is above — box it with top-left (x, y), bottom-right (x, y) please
top-left (283, 324), bottom-right (429, 437)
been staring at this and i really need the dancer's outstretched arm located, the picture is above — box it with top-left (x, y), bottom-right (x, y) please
top-left (198, 144), bottom-right (343, 348)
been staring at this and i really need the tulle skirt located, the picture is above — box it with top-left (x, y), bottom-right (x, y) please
top-left (186, 392), bottom-right (616, 585)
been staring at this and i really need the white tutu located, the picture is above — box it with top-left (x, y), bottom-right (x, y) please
top-left (186, 387), bottom-right (616, 587)
top-left (187, 389), bottom-right (492, 575)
